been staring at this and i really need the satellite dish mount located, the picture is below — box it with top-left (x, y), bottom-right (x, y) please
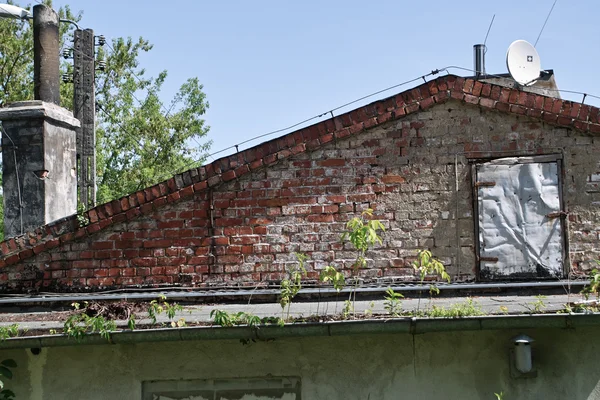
top-left (506, 40), bottom-right (541, 86)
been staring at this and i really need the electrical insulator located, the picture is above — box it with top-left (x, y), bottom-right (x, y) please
top-left (96, 35), bottom-right (106, 46)
top-left (62, 74), bottom-right (73, 83)
top-left (62, 49), bottom-right (71, 59)
top-left (96, 60), bottom-right (106, 71)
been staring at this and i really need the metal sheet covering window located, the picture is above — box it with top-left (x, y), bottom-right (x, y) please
top-left (475, 156), bottom-right (564, 280)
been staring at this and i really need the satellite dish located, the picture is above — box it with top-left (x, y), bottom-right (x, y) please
top-left (506, 40), bottom-right (541, 86)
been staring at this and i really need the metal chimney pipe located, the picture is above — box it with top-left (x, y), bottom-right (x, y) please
top-left (33, 4), bottom-right (60, 105)
top-left (473, 44), bottom-right (486, 78)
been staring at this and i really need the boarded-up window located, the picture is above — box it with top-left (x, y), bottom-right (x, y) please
top-left (475, 155), bottom-right (564, 280)
top-left (142, 377), bottom-right (301, 400)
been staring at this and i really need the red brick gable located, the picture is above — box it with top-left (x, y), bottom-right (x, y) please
top-left (1, 74), bottom-right (599, 270)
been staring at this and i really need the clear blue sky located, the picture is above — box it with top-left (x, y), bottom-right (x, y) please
top-left (50, 0), bottom-right (600, 160)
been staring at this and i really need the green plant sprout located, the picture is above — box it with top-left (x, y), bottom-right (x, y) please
top-left (364, 301), bottom-right (375, 317)
top-left (426, 298), bottom-right (483, 318)
top-left (279, 253), bottom-right (308, 321)
top-left (210, 310), bottom-right (274, 328)
top-left (524, 295), bottom-right (547, 314)
top-left (147, 294), bottom-right (184, 325)
top-left (0, 325), bottom-right (20, 341)
top-left (341, 208), bottom-right (385, 318)
top-left (342, 300), bottom-right (353, 320)
top-left (319, 266), bottom-right (346, 292)
top-left (412, 249), bottom-right (450, 312)
top-left (384, 288), bottom-right (404, 317)
top-left (63, 312), bottom-right (117, 342)
top-left (583, 266), bottom-right (600, 300)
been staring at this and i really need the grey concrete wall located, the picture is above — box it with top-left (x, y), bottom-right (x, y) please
top-left (2, 327), bottom-right (600, 399)
top-left (0, 101), bottom-right (78, 239)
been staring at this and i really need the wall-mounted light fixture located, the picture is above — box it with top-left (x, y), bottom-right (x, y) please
top-left (513, 334), bottom-right (534, 373)
top-left (510, 334), bottom-right (537, 378)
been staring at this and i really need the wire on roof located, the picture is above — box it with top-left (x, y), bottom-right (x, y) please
top-left (442, 65), bottom-right (600, 102)
top-left (157, 69), bottom-right (445, 181)
top-left (483, 14), bottom-right (495, 47)
top-left (156, 65), bottom-right (600, 183)
top-left (534, 0), bottom-right (558, 47)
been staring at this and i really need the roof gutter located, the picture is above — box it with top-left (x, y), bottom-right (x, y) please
top-left (1, 313), bottom-right (598, 350)
top-left (0, 280), bottom-right (587, 305)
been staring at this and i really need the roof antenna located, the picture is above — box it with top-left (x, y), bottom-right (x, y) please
top-left (483, 14), bottom-right (495, 48)
top-left (474, 15), bottom-right (495, 78)
top-left (534, 0), bottom-right (557, 47)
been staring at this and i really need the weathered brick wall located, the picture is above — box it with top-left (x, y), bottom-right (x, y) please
top-left (2, 96), bottom-right (600, 292)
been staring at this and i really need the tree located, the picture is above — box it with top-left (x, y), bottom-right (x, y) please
top-left (0, 1), bottom-right (211, 239)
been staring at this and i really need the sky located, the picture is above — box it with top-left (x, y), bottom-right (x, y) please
top-left (47, 0), bottom-right (600, 161)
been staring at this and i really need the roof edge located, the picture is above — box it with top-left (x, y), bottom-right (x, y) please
top-left (0, 313), bottom-right (598, 350)
top-left (1, 74), bottom-right (600, 266)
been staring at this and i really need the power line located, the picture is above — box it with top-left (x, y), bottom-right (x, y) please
top-left (442, 65), bottom-right (600, 102)
top-left (535, 0), bottom-right (558, 47)
top-left (156, 70), bottom-right (443, 181)
top-left (157, 64), bottom-right (600, 184)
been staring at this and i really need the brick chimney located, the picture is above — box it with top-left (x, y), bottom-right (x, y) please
top-left (0, 101), bottom-right (79, 238)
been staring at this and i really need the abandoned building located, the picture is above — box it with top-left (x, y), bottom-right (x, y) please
top-left (0, 72), bottom-right (599, 399)
top-left (0, 73), bottom-right (599, 289)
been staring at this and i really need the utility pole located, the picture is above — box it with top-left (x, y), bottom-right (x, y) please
top-left (73, 28), bottom-right (96, 208)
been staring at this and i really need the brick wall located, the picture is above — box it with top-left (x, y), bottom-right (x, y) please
top-left (2, 76), bottom-right (600, 292)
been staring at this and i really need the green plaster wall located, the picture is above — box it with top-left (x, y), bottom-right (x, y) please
top-left (3, 327), bottom-right (600, 399)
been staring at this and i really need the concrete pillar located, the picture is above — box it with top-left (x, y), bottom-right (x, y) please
top-left (0, 101), bottom-right (79, 238)
top-left (33, 4), bottom-right (61, 105)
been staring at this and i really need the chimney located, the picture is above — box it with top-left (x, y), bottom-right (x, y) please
top-left (0, 102), bottom-right (79, 238)
top-left (473, 44), bottom-right (486, 77)
top-left (0, 5), bottom-right (79, 238)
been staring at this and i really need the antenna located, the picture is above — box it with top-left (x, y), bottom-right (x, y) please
top-left (506, 40), bottom-right (541, 86)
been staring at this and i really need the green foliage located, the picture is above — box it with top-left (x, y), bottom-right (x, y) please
top-left (319, 265), bottom-right (345, 292)
top-left (340, 209), bottom-right (385, 319)
top-left (64, 312), bottom-right (117, 342)
top-left (0, 325), bottom-right (19, 341)
top-left (341, 300), bottom-right (353, 319)
top-left (583, 266), bottom-right (600, 300)
top-left (494, 391), bottom-right (505, 400)
top-left (127, 313), bottom-right (136, 331)
top-left (0, 359), bottom-right (16, 400)
top-left (209, 310), bottom-right (268, 328)
top-left (364, 301), bottom-right (375, 317)
top-left (412, 249), bottom-right (450, 312)
top-left (210, 309), bottom-right (235, 327)
top-left (384, 288), bottom-right (404, 317)
top-left (412, 249), bottom-right (450, 284)
top-left (279, 253), bottom-right (308, 319)
top-left (0, 1), bottom-right (212, 235)
top-left (341, 209), bottom-right (385, 271)
top-left (147, 294), bottom-right (184, 325)
top-left (425, 298), bottom-right (484, 318)
top-left (76, 202), bottom-right (90, 227)
top-left (524, 295), bottom-right (547, 314)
